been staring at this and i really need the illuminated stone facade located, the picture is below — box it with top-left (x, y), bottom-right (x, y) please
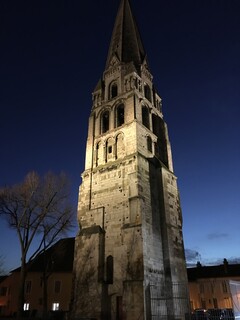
top-left (72, 0), bottom-right (189, 319)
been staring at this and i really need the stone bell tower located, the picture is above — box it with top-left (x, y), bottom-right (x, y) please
top-left (72, 0), bottom-right (190, 319)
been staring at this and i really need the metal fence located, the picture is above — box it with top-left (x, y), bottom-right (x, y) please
top-left (149, 282), bottom-right (191, 320)
top-left (191, 308), bottom-right (234, 320)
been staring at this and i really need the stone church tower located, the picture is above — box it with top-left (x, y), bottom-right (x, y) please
top-left (72, 0), bottom-right (190, 319)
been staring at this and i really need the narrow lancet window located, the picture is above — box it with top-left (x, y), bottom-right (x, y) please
top-left (110, 82), bottom-right (118, 99)
top-left (116, 104), bottom-right (124, 127)
top-left (101, 110), bottom-right (110, 133)
top-left (144, 84), bottom-right (152, 102)
top-left (152, 113), bottom-right (160, 136)
top-left (142, 106), bottom-right (150, 129)
top-left (116, 133), bottom-right (125, 159)
top-left (106, 255), bottom-right (114, 284)
top-left (147, 136), bottom-right (152, 152)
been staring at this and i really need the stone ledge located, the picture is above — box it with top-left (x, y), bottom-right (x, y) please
top-left (79, 225), bottom-right (104, 235)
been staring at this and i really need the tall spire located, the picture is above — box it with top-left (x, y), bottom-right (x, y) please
top-left (72, 1), bottom-right (190, 318)
top-left (105, 0), bottom-right (146, 70)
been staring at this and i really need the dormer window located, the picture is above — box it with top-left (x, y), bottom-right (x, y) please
top-left (109, 82), bottom-right (118, 99)
top-left (101, 110), bottom-right (110, 133)
top-left (116, 104), bottom-right (124, 127)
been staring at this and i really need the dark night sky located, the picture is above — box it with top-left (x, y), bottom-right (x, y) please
top-left (0, 0), bottom-right (240, 272)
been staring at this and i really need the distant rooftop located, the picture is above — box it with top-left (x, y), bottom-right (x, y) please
top-left (12, 237), bottom-right (75, 273)
top-left (188, 260), bottom-right (240, 281)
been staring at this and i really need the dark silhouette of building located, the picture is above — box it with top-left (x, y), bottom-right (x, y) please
top-left (0, 238), bottom-right (74, 317)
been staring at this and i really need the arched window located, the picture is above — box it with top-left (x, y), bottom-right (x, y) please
top-left (142, 106), bottom-right (150, 129)
top-left (116, 104), bottom-right (124, 127)
top-left (116, 133), bottom-right (125, 159)
top-left (152, 113), bottom-right (160, 137)
top-left (109, 82), bottom-right (118, 99)
top-left (106, 137), bottom-right (114, 162)
top-left (101, 110), bottom-right (109, 133)
top-left (147, 136), bottom-right (152, 152)
top-left (144, 84), bottom-right (152, 102)
top-left (95, 141), bottom-right (105, 166)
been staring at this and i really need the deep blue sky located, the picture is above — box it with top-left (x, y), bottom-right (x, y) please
top-left (0, 0), bottom-right (240, 272)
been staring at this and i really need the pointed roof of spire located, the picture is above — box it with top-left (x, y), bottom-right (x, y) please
top-left (105, 0), bottom-right (146, 70)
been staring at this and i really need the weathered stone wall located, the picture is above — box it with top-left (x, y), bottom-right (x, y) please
top-left (73, 16), bottom-right (189, 316)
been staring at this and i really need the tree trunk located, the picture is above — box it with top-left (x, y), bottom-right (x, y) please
top-left (42, 236), bottom-right (49, 320)
top-left (42, 271), bottom-right (48, 320)
top-left (17, 256), bottom-right (26, 320)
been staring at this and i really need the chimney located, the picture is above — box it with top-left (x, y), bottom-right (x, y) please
top-left (223, 258), bottom-right (228, 273)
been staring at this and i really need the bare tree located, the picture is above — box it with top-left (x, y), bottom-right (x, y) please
top-left (0, 171), bottom-right (74, 318)
top-left (0, 254), bottom-right (5, 275)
